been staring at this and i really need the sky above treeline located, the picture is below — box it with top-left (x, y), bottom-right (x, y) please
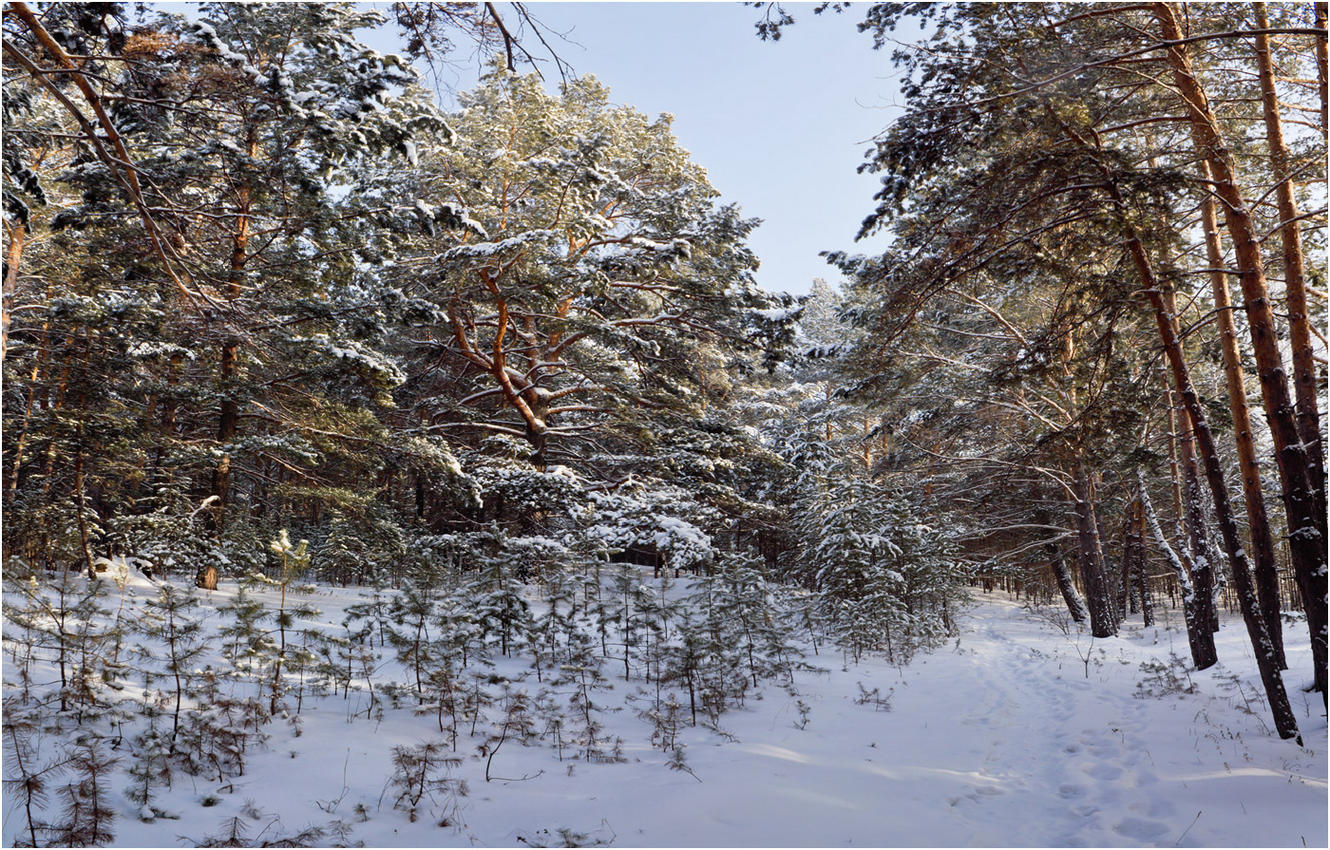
top-left (364, 2), bottom-right (919, 297)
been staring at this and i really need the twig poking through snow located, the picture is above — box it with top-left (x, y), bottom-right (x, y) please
top-left (1176, 810), bottom-right (1202, 845)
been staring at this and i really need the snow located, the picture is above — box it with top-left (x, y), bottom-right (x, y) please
top-left (4, 581), bottom-right (1324, 847)
top-left (443, 230), bottom-right (559, 260)
top-left (754, 306), bottom-right (800, 322)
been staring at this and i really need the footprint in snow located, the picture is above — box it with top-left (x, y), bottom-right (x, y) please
top-left (1112, 817), bottom-right (1169, 841)
top-left (1131, 768), bottom-right (1159, 788)
top-left (1128, 796), bottom-right (1174, 818)
top-left (1057, 783), bottom-right (1086, 799)
top-left (1084, 763), bottom-right (1124, 781)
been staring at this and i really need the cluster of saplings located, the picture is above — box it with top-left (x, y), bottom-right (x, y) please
top-left (2, 497), bottom-right (962, 847)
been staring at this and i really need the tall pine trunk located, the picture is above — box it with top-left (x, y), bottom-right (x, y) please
top-left (1154, 0), bottom-right (1326, 702)
top-left (1090, 474), bottom-right (1123, 629)
top-left (1315, 3), bottom-right (1328, 131)
top-left (1163, 381), bottom-right (1189, 553)
top-left (201, 128), bottom-right (257, 590)
top-left (73, 443), bottom-right (97, 582)
top-left (1253, 3), bottom-right (1325, 509)
top-left (1196, 158), bottom-right (1285, 666)
top-left (6, 281), bottom-right (52, 500)
top-left (1121, 505), bottom-right (1140, 617)
top-left (3, 220), bottom-right (24, 359)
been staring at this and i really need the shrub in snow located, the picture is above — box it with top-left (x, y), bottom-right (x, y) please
top-left (384, 740), bottom-right (466, 825)
top-left (53, 736), bottom-right (119, 847)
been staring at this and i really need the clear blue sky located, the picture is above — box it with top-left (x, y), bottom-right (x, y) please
top-left (369, 2), bottom-right (915, 297)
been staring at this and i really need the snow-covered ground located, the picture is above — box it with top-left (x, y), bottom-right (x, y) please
top-left (4, 576), bottom-right (1325, 848)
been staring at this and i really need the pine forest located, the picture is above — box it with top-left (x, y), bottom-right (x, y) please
top-left (1, 2), bottom-right (1326, 847)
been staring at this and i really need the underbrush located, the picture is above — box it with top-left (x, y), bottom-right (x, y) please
top-left (3, 553), bottom-right (836, 845)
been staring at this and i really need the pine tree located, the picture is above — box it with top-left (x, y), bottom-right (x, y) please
top-left (139, 583), bottom-right (206, 746)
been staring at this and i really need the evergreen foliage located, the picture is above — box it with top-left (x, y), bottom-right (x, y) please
top-left (2, 5), bottom-right (1066, 840)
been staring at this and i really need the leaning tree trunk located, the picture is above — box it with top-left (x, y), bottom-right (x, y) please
top-left (1047, 541), bottom-right (1089, 624)
top-left (1163, 381), bottom-right (1190, 554)
top-left (1196, 158), bottom-right (1285, 666)
top-left (1071, 464), bottom-right (1117, 638)
top-left (1165, 289), bottom-right (1219, 638)
top-left (1154, 0), bottom-right (1326, 702)
top-left (1129, 240), bottom-right (1298, 739)
top-left (1139, 476), bottom-right (1216, 670)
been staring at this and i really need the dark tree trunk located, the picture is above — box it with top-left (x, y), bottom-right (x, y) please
top-left (1140, 478), bottom-right (1217, 670)
top-left (1132, 500), bottom-right (1154, 628)
top-left (1121, 506), bottom-right (1140, 617)
top-left (1129, 238), bottom-right (1298, 739)
top-left (1048, 542), bottom-right (1088, 624)
top-left (1164, 286), bottom-right (1219, 638)
top-left (208, 126), bottom-right (256, 556)
top-left (1072, 465), bottom-right (1116, 638)
top-left (1089, 475), bottom-right (1123, 629)
top-left (73, 446), bottom-right (97, 581)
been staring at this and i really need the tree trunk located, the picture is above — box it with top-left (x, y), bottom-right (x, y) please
top-left (3, 220), bottom-right (24, 360)
top-left (6, 284), bottom-right (52, 499)
top-left (1130, 499), bottom-right (1154, 628)
top-left (1048, 541), bottom-right (1089, 623)
top-left (1163, 381), bottom-right (1187, 551)
top-left (209, 127), bottom-right (256, 546)
top-left (1089, 474), bottom-right (1123, 629)
top-left (146, 353), bottom-right (182, 497)
top-left (1196, 158), bottom-right (1285, 666)
top-left (1130, 239), bottom-right (1298, 738)
top-left (1154, 0), bottom-right (1326, 702)
top-left (1140, 477), bottom-right (1216, 670)
top-left (1165, 291), bottom-right (1219, 638)
top-left (1315, 2), bottom-right (1328, 132)
top-left (524, 388), bottom-right (550, 471)
top-left (1253, 3), bottom-right (1325, 513)
top-left (1072, 464), bottom-right (1116, 638)
top-left (73, 445), bottom-right (98, 582)
top-left (1121, 507), bottom-right (1139, 616)
top-left (200, 160), bottom-right (250, 593)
